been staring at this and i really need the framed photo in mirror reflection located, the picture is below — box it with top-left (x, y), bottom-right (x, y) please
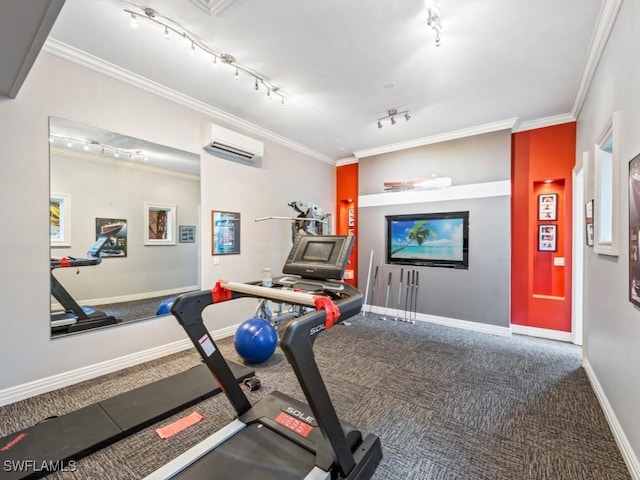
top-left (50, 193), bottom-right (71, 247)
top-left (145, 202), bottom-right (177, 246)
top-left (96, 218), bottom-right (127, 257)
top-left (179, 225), bottom-right (196, 243)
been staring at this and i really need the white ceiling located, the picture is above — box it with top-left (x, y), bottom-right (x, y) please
top-left (3, 0), bottom-right (614, 162)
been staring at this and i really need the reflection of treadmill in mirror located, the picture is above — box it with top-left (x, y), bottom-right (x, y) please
top-left (277, 234), bottom-right (354, 293)
top-left (51, 236), bottom-right (121, 333)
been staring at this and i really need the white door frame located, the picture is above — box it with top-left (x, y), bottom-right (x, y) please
top-left (571, 165), bottom-right (584, 346)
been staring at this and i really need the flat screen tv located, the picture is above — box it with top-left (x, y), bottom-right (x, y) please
top-left (386, 211), bottom-right (469, 269)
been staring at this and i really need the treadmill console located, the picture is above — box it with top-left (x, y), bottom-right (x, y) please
top-left (282, 235), bottom-right (354, 281)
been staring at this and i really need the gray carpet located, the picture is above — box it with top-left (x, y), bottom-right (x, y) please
top-left (1, 316), bottom-right (631, 479)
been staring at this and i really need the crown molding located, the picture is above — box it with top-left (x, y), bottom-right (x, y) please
top-left (513, 113), bottom-right (577, 133)
top-left (572, 0), bottom-right (623, 118)
top-left (353, 118), bottom-right (518, 159)
top-left (336, 156), bottom-right (359, 167)
top-left (42, 38), bottom-right (335, 165)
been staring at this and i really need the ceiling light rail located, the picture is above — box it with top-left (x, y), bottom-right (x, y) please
top-left (377, 109), bottom-right (411, 129)
top-left (123, 6), bottom-right (287, 106)
top-left (49, 133), bottom-right (148, 161)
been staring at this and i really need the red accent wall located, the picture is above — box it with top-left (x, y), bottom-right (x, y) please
top-left (511, 123), bottom-right (576, 332)
top-left (336, 163), bottom-right (358, 286)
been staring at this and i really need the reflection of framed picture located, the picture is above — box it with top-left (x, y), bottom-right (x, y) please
top-left (50, 193), bottom-right (71, 247)
top-left (538, 193), bottom-right (558, 221)
top-left (629, 153), bottom-right (640, 306)
top-left (145, 202), bottom-right (176, 245)
top-left (96, 218), bottom-right (127, 257)
top-left (585, 199), bottom-right (594, 247)
top-left (538, 224), bottom-right (557, 252)
top-left (179, 225), bottom-right (196, 243)
top-left (212, 211), bottom-right (240, 255)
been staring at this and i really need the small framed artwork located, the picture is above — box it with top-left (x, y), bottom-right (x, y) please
top-left (585, 199), bottom-right (594, 247)
top-left (538, 224), bottom-right (557, 252)
top-left (538, 193), bottom-right (558, 221)
top-left (145, 202), bottom-right (176, 246)
top-left (96, 218), bottom-right (127, 257)
top-left (179, 225), bottom-right (196, 243)
top-left (212, 210), bottom-right (240, 255)
top-left (50, 193), bottom-right (71, 247)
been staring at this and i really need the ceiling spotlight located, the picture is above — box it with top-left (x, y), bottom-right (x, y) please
top-left (164, 26), bottom-right (170, 40)
top-left (426, 3), bottom-right (443, 46)
top-left (254, 78), bottom-right (259, 90)
top-left (235, 67), bottom-right (239, 80)
top-left (190, 41), bottom-right (196, 56)
top-left (129, 13), bottom-right (139, 29)
top-left (377, 108), bottom-right (410, 128)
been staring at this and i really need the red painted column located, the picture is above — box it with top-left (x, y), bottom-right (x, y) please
top-left (336, 163), bottom-right (358, 287)
top-left (511, 123), bottom-right (576, 332)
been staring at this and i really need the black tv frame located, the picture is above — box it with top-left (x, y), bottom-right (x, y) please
top-left (386, 211), bottom-right (469, 269)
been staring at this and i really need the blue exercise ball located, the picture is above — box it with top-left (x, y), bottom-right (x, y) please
top-left (156, 297), bottom-right (176, 315)
top-left (234, 317), bottom-right (278, 364)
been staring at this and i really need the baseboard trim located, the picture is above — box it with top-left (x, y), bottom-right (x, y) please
top-left (0, 324), bottom-right (237, 407)
top-left (362, 305), bottom-right (511, 337)
top-left (510, 324), bottom-right (573, 343)
top-left (51, 285), bottom-right (199, 310)
top-left (583, 358), bottom-right (640, 480)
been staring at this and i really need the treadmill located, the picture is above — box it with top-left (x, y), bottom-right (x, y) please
top-left (51, 236), bottom-right (120, 333)
top-left (144, 235), bottom-right (382, 480)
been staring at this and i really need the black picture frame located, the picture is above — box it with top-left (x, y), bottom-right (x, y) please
top-left (538, 193), bottom-right (558, 221)
top-left (538, 224), bottom-right (557, 252)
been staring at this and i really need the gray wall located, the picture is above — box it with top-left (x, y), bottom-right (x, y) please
top-left (51, 151), bottom-right (200, 302)
top-left (358, 131), bottom-right (511, 328)
top-left (577, 0), bottom-right (640, 468)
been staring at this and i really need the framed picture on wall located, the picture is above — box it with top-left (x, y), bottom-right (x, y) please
top-left (538, 224), bottom-right (557, 252)
top-left (212, 210), bottom-right (240, 255)
top-left (179, 225), bottom-right (196, 243)
top-left (50, 193), bottom-right (71, 247)
top-left (96, 218), bottom-right (127, 257)
top-left (538, 193), bottom-right (558, 221)
top-left (628, 152), bottom-right (640, 306)
top-left (144, 202), bottom-right (176, 245)
top-left (585, 199), bottom-right (594, 247)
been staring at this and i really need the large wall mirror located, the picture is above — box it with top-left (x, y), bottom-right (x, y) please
top-left (49, 116), bottom-right (200, 337)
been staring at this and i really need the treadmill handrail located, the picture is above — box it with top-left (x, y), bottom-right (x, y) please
top-left (169, 281), bottom-right (363, 478)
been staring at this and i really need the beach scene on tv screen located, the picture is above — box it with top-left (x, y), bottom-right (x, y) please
top-left (390, 217), bottom-right (464, 261)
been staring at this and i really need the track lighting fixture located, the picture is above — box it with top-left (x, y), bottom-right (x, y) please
top-left (50, 134), bottom-right (146, 161)
top-left (426, 2), bottom-right (443, 46)
top-left (124, 6), bottom-right (287, 106)
top-left (377, 109), bottom-right (411, 129)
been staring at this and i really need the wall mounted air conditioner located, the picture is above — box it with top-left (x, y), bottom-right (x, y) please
top-left (202, 124), bottom-right (264, 163)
